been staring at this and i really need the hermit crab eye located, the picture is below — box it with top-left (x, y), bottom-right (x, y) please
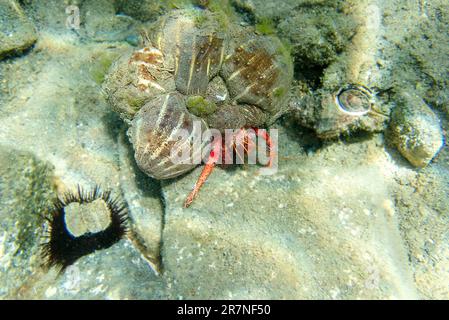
top-left (335, 84), bottom-right (374, 116)
top-left (41, 185), bottom-right (128, 272)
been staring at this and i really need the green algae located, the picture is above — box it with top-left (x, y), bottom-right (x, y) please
top-left (186, 95), bottom-right (217, 116)
top-left (0, 147), bottom-right (55, 264)
top-left (273, 87), bottom-right (287, 98)
top-left (255, 17), bottom-right (276, 35)
top-left (90, 51), bottom-right (122, 85)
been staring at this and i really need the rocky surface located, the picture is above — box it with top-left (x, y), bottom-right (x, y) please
top-left (0, 0), bottom-right (447, 300)
top-left (0, 0), bottom-right (37, 59)
top-left (114, 0), bottom-right (166, 22)
top-left (278, 3), bottom-right (356, 68)
top-left (0, 146), bottom-right (55, 299)
top-left (394, 164), bottom-right (449, 299)
top-left (81, 0), bottom-right (141, 42)
top-left (382, 0), bottom-right (449, 114)
top-left (16, 240), bottom-right (166, 300)
top-left (283, 0), bottom-right (389, 138)
top-left (387, 92), bottom-right (444, 167)
top-left (0, 0), bottom-right (163, 298)
top-left (160, 125), bottom-right (420, 299)
top-left (118, 132), bottom-right (165, 274)
top-left (0, 144), bottom-right (163, 300)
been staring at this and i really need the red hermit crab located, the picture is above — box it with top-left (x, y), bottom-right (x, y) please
top-left (103, 8), bottom-right (293, 207)
top-left (183, 126), bottom-right (276, 207)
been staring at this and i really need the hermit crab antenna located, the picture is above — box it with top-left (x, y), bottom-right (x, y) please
top-left (139, 29), bottom-right (153, 47)
top-left (254, 128), bottom-right (275, 167)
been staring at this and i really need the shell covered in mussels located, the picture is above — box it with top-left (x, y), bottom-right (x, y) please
top-left (103, 8), bottom-right (293, 179)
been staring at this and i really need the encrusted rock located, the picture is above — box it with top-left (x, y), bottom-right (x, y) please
top-left (0, 0), bottom-right (37, 59)
top-left (0, 146), bottom-right (55, 298)
top-left (117, 132), bottom-right (164, 274)
top-left (114, 0), bottom-right (165, 22)
top-left (278, 4), bottom-right (356, 67)
top-left (387, 92), bottom-right (444, 167)
top-left (19, 241), bottom-right (167, 299)
top-left (292, 85), bottom-right (391, 139)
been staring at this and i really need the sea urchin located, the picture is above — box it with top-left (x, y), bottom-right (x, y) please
top-left (41, 185), bottom-right (128, 272)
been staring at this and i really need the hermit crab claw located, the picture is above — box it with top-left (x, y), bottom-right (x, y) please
top-left (183, 128), bottom-right (275, 208)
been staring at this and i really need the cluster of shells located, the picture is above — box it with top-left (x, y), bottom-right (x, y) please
top-left (103, 8), bottom-right (293, 179)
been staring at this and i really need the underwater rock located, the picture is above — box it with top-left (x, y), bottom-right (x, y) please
top-left (387, 92), bottom-right (444, 168)
top-left (117, 131), bottom-right (166, 274)
top-left (278, 4), bottom-right (356, 67)
top-left (289, 0), bottom-right (392, 139)
top-left (320, 0), bottom-right (384, 88)
top-left (0, 38), bottom-right (130, 188)
top-left (394, 166), bottom-right (449, 299)
top-left (21, 0), bottom-right (73, 34)
top-left (231, 0), bottom-right (335, 22)
top-left (22, 0), bottom-right (142, 43)
top-left (18, 240), bottom-right (167, 299)
top-left (292, 84), bottom-right (391, 139)
top-left (0, 146), bottom-right (55, 299)
top-left (81, 0), bottom-right (141, 42)
top-left (114, 0), bottom-right (165, 22)
top-left (382, 0), bottom-right (449, 117)
top-left (159, 127), bottom-right (418, 299)
top-left (0, 0), bottom-right (37, 59)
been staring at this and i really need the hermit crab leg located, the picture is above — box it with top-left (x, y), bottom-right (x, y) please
top-left (242, 129), bottom-right (257, 155)
top-left (233, 129), bottom-right (248, 164)
top-left (184, 138), bottom-right (222, 208)
top-left (253, 128), bottom-right (275, 167)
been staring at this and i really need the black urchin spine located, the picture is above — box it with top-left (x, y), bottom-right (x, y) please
top-left (41, 185), bottom-right (128, 272)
